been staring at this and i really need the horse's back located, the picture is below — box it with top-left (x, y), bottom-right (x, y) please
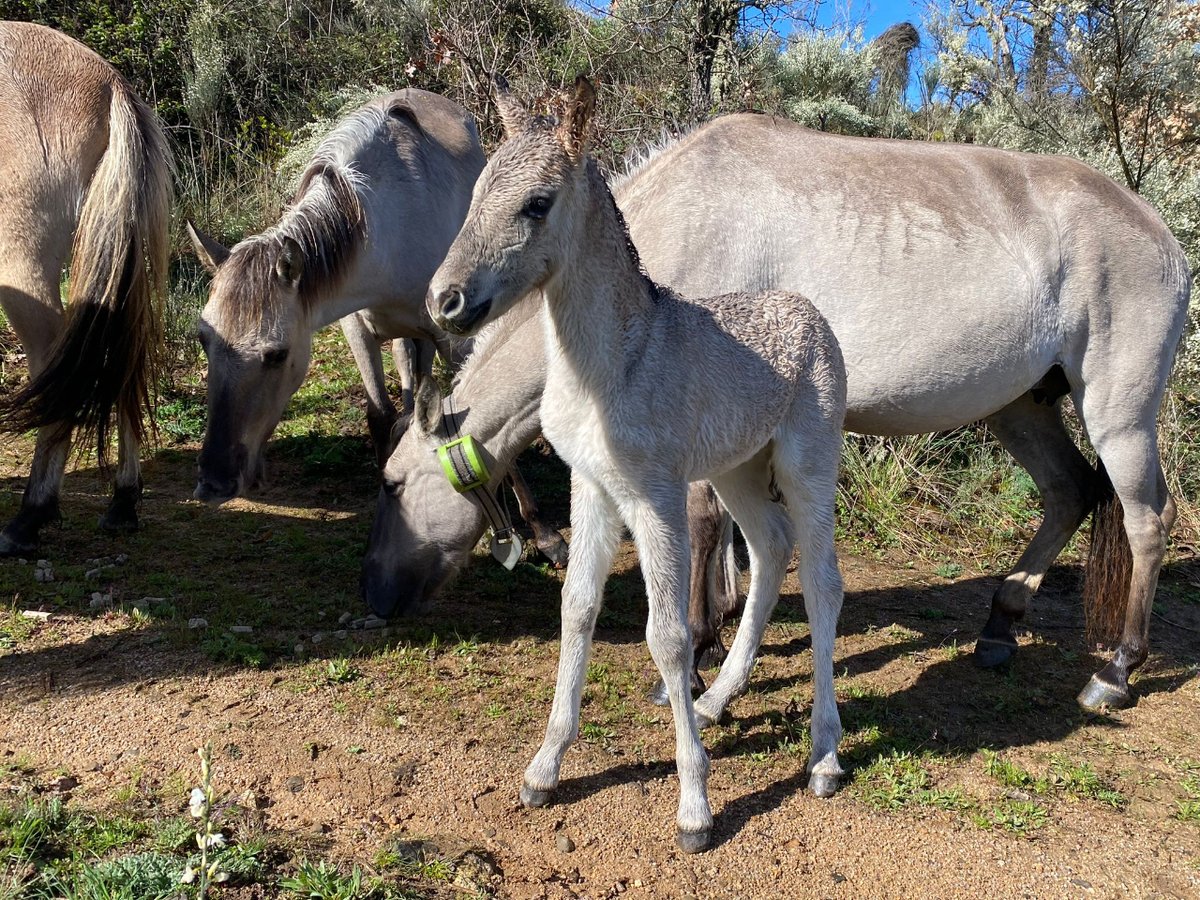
top-left (618, 113), bottom-right (1189, 434)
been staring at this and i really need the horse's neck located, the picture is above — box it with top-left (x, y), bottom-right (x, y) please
top-left (453, 304), bottom-right (547, 472)
top-left (543, 166), bottom-right (660, 396)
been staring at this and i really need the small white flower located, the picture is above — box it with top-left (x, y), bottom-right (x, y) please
top-left (203, 832), bottom-right (227, 850)
top-left (189, 787), bottom-right (208, 818)
top-left (180, 866), bottom-right (196, 884)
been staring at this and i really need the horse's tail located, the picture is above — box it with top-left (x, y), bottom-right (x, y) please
top-left (1, 75), bottom-right (172, 465)
top-left (1081, 461), bottom-right (1132, 646)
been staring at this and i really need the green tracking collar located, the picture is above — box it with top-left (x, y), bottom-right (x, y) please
top-left (436, 434), bottom-right (491, 493)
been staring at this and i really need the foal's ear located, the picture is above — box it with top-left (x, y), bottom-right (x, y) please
top-left (187, 220), bottom-right (230, 272)
top-left (414, 378), bottom-right (444, 438)
top-left (558, 75), bottom-right (596, 164)
top-left (493, 74), bottom-right (529, 139)
top-left (275, 236), bottom-right (304, 286)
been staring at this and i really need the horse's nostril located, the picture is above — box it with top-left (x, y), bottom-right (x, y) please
top-left (438, 286), bottom-right (466, 320)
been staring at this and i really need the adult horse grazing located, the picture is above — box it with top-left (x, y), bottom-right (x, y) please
top-left (367, 108), bottom-right (1189, 714)
top-left (425, 77), bottom-right (848, 853)
top-left (188, 90), bottom-right (484, 500)
top-left (0, 22), bottom-right (172, 556)
top-left (189, 90), bottom-right (568, 565)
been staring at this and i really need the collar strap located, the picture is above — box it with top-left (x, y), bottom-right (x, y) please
top-left (437, 395), bottom-right (517, 543)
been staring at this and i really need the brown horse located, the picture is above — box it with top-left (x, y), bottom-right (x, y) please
top-left (0, 21), bottom-right (172, 556)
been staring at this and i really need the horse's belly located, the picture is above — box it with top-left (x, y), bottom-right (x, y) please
top-left (843, 354), bottom-right (1054, 435)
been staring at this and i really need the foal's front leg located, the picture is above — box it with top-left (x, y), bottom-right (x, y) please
top-left (521, 473), bottom-right (620, 807)
top-left (626, 486), bottom-right (713, 853)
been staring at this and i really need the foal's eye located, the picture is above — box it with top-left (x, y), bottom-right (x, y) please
top-left (522, 195), bottom-right (554, 220)
top-left (261, 347), bottom-right (289, 368)
top-left (382, 477), bottom-right (404, 497)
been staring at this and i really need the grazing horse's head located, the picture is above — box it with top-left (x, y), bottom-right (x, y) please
top-left (361, 378), bottom-right (482, 617)
top-left (187, 169), bottom-right (362, 502)
top-left (427, 76), bottom-right (597, 338)
top-left (188, 224), bottom-right (315, 502)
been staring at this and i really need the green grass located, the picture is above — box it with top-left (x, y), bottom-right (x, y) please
top-left (852, 751), bottom-right (970, 812)
top-left (971, 799), bottom-right (1049, 836)
top-left (326, 657), bottom-right (362, 684)
top-left (981, 750), bottom-right (1125, 809)
top-left (1175, 774), bottom-right (1200, 824)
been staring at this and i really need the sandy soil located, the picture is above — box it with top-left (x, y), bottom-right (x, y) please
top-left (1, 436), bottom-right (1199, 900)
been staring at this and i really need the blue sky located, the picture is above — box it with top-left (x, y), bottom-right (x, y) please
top-left (838, 0), bottom-right (925, 38)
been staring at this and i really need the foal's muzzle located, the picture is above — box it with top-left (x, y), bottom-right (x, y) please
top-left (429, 285), bottom-right (492, 337)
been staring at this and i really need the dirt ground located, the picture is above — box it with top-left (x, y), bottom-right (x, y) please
top-left (1, 433), bottom-right (1199, 899)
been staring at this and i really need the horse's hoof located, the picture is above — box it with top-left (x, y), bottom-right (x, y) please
top-left (0, 532), bottom-right (36, 558)
top-left (99, 482), bottom-right (141, 533)
top-left (1077, 674), bottom-right (1132, 712)
top-left (973, 636), bottom-right (1017, 668)
top-left (98, 509), bottom-right (139, 533)
top-left (519, 782), bottom-right (554, 808)
top-left (808, 771), bottom-right (841, 798)
top-left (676, 828), bottom-right (711, 854)
top-left (0, 521), bottom-right (40, 557)
top-left (537, 534), bottom-right (569, 569)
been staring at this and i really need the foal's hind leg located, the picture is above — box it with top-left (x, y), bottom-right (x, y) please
top-left (99, 410), bottom-right (142, 532)
top-left (521, 473), bottom-right (620, 807)
top-left (694, 457), bottom-right (793, 727)
top-left (975, 393), bottom-right (1098, 667)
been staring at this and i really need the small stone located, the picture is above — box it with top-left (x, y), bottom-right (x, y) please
top-left (21, 610), bottom-right (51, 621)
top-left (350, 618), bottom-right (367, 630)
top-left (633, 879), bottom-right (644, 888)
top-left (332, 630), bottom-right (348, 641)
top-left (338, 611), bottom-right (353, 625)
top-left (129, 599), bottom-right (148, 612)
top-left (143, 597), bottom-right (167, 606)
top-left (614, 880), bottom-right (627, 893)
top-left (36, 559), bottom-right (50, 570)
top-left (483, 826), bottom-right (497, 838)
top-left (229, 625), bottom-right (253, 634)
top-left (555, 833), bottom-right (575, 853)
top-left (362, 615), bottom-right (386, 631)
top-left (317, 610), bottom-right (326, 619)
top-left (115, 554), bottom-right (128, 565)
top-left (187, 617), bottom-right (208, 630)
top-left (16, 558), bottom-right (28, 565)
top-left (311, 632), bottom-right (328, 645)
top-left (89, 593), bottom-right (111, 610)
top-left (84, 568), bottom-right (101, 580)
top-left (34, 568), bottom-right (53, 583)
top-left (294, 643), bottom-right (307, 657)
top-left (285, 776), bottom-right (304, 793)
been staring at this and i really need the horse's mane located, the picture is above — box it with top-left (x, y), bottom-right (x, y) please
top-left (213, 99), bottom-right (421, 338)
top-left (608, 122), bottom-right (701, 197)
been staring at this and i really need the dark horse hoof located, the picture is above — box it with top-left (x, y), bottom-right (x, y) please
top-left (519, 782), bottom-right (554, 809)
top-left (676, 828), bottom-right (712, 854)
top-left (536, 532), bottom-right (570, 569)
top-left (973, 635), bottom-right (1018, 669)
top-left (808, 771), bottom-right (841, 798)
top-left (1077, 674), bottom-right (1133, 712)
top-left (0, 530), bottom-right (37, 558)
top-left (99, 481), bottom-right (142, 533)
